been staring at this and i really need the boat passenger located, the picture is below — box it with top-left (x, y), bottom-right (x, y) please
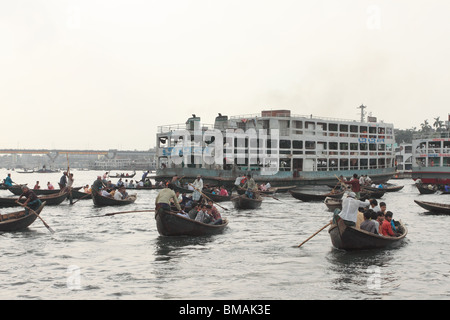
top-left (155, 183), bottom-right (182, 211)
top-left (333, 192), bottom-right (370, 227)
top-left (101, 189), bottom-right (112, 198)
top-left (360, 209), bottom-right (378, 234)
top-left (369, 199), bottom-right (381, 213)
top-left (207, 200), bottom-right (222, 225)
top-left (92, 176), bottom-right (104, 194)
top-left (33, 181), bottom-right (41, 190)
top-left (47, 182), bottom-right (55, 190)
top-left (219, 186), bottom-right (229, 196)
top-left (195, 204), bottom-right (212, 224)
top-left (4, 173), bottom-right (14, 187)
top-left (380, 211), bottom-right (400, 237)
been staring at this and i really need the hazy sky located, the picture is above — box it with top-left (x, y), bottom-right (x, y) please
top-left (1, 0), bottom-right (450, 150)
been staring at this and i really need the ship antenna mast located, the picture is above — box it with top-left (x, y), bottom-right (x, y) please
top-left (358, 104), bottom-right (367, 122)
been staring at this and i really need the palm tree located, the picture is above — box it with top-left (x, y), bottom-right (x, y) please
top-left (433, 117), bottom-right (443, 131)
top-left (420, 119), bottom-right (432, 133)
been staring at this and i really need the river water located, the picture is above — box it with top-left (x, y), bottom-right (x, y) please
top-left (1, 168), bottom-right (449, 301)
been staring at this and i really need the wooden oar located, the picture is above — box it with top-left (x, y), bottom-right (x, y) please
top-left (19, 202), bottom-right (55, 234)
top-left (189, 183), bottom-right (229, 211)
top-left (70, 192), bottom-right (92, 205)
top-left (86, 209), bottom-right (155, 218)
top-left (297, 222), bottom-right (332, 247)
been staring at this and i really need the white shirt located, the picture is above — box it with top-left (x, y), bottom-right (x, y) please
top-left (114, 191), bottom-right (124, 200)
top-left (339, 197), bottom-right (370, 223)
top-left (192, 178), bottom-right (203, 190)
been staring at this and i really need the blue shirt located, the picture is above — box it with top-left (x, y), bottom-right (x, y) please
top-left (5, 176), bottom-right (13, 186)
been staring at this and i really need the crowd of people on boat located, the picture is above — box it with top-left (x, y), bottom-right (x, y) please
top-left (155, 177), bottom-right (224, 225)
top-left (334, 173), bottom-right (402, 238)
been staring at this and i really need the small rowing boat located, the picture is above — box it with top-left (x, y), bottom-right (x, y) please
top-left (155, 208), bottom-right (228, 236)
top-left (289, 189), bottom-right (344, 202)
top-left (414, 200), bottom-right (450, 214)
top-left (231, 194), bottom-right (263, 209)
top-left (328, 217), bottom-right (407, 250)
top-left (415, 183), bottom-right (437, 194)
top-left (92, 191), bottom-right (137, 206)
top-left (0, 201), bottom-right (47, 231)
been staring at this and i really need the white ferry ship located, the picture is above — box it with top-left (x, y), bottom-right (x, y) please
top-left (155, 109), bottom-right (396, 187)
top-left (412, 132), bottom-right (450, 184)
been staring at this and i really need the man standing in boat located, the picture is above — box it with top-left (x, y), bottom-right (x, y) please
top-left (155, 184), bottom-right (182, 211)
top-left (333, 192), bottom-right (370, 227)
top-left (191, 175), bottom-right (203, 202)
top-left (341, 174), bottom-right (362, 199)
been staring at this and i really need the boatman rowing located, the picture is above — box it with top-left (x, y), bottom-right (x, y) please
top-left (155, 183), bottom-right (182, 211)
top-left (333, 192), bottom-right (370, 227)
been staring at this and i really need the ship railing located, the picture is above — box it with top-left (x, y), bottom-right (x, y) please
top-left (157, 123), bottom-right (215, 133)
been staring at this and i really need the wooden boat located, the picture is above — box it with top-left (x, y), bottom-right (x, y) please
top-left (173, 185), bottom-right (194, 194)
top-left (362, 184), bottom-right (403, 193)
top-left (0, 191), bottom-right (68, 207)
top-left (68, 189), bottom-right (92, 200)
top-left (324, 197), bottom-right (342, 212)
top-left (231, 194), bottom-right (263, 209)
top-left (0, 201), bottom-right (46, 231)
top-left (415, 183), bottom-right (437, 194)
top-left (92, 191), bottom-right (137, 206)
top-left (328, 218), bottom-right (407, 250)
top-left (272, 185), bottom-right (297, 193)
top-left (110, 172), bottom-right (136, 178)
top-left (7, 186), bottom-right (81, 196)
top-left (289, 189), bottom-right (344, 202)
top-left (414, 200), bottom-right (450, 214)
top-left (155, 208), bottom-right (228, 236)
top-left (359, 189), bottom-right (385, 200)
top-left (202, 191), bottom-right (232, 202)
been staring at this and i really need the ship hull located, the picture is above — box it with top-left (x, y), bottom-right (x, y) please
top-left (411, 166), bottom-right (450, 185)
top-left (155, 167), bottom-right (395, 188)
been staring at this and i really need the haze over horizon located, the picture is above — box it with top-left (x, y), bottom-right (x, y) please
top-left (2, 1), bottom-right (449, 150)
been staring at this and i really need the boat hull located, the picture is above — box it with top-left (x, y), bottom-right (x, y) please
top-left (414, 200), bottom-right (450, 214)
top-left (0, 202), bottom-right (46, 231)
top-left (412, 166), bottom-right (450, 185)
top-left (328, 218), bottom-right (407, 250)
top-left (231, 195), bottom-right (262, 209)
top-left (92, 192), bottom-right (137, 206)
top-left (155, 208), bottom-right (228, 236)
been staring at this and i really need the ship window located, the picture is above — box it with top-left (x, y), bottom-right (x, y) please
top-left (369, 144), bottom-right (377, 151)
top-left (444, 157), bottom-right (450, 167)
top-left (305, 141), bottom-right (315, 149)
top-left (329, 142), bottom-right (338, 150)
top-left (329, 158), bottom-right (338, 170)
top-left (369, 127), bottom-right (377, 134)
top-left (378, 158), bottom-right (385, 168)
top-left (280, 140), bottom-right (291, 149)
top-left (350, 125), bottom-right (358, 133)
top-left (329, 123), bottom-right (338, 131)
top-left (350, 143), bottom-right (358, 151)
top-left (378, 144), bottom-right (385, 151)
top-left (340, 143), bottom-right (348, 150)
top-left (370, 159), bottom-right (377, 168)
top-left (360, 143), bottom-right (368, 151)
top-left (360, 126), bottom-right (368, 133)
top-left (317, 122), bottom-right (327, 131)
top-left (350, 158), bottom-right (358, 170)
top-left (293, 140), bottom-right (303, 149)
top-left (339, 124), bottom-right (348, 132)
top-left (360, 158), bottom-right (368, 169)
top-left (340, 159), bottom-right (349, 170)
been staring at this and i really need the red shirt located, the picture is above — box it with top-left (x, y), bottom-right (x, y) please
top-left (345, 179), bottom-right (361, 192)
top-left (381, 219), bottom-right (395, 236)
